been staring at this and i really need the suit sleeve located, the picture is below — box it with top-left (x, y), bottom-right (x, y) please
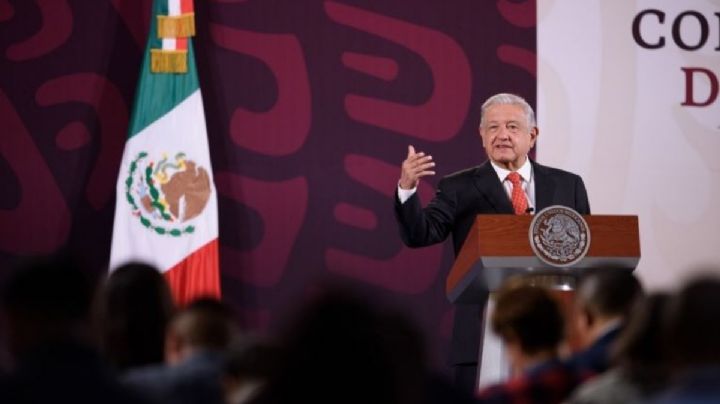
top-left (575, 175), bottom-right (591, 214)
top-left (393, 178), bottom-right (457, 248)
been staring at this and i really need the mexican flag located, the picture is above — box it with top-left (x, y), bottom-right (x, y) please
top-left (109, 0), bottom-right (220, 304)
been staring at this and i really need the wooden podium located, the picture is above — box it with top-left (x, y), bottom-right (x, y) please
top-left (447, 214), bottom-right (641, 301)
top-left (447, 213), bottom-right (641, 389)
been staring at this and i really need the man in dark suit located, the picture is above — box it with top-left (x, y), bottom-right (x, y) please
top-left (123, 298), bottom-right (238, 404)
top-left (394, 93), bottom-right (590, 393)
top-left (566, 271), bottom-right (643, 377)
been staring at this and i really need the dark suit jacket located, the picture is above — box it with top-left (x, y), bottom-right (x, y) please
top-left (394, 159), bottom-right (590, 365)
top-left (123, 351), bottom-right (225, 404)
top-left (565, 324), bottom-right (622, 376)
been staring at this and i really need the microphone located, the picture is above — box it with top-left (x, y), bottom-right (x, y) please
top-left (525, 207), bottom-right (535, 214)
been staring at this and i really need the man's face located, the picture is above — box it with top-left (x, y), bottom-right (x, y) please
top-left (479, 104), bottom-right (538, 171)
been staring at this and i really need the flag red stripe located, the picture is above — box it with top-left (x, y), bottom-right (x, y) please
top-left (176, 37), bottom-right (187, 50)
top-left (164, 238), bottom-right (220, 306)
top-left (181, 0), bottom-right (193, 14)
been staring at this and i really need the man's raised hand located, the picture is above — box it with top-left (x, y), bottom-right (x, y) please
top-left (399, 145), bottom-right (435, 190)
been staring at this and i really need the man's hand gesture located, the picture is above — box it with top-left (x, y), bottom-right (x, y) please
top-left (399, 145), bottom-right (435, 190)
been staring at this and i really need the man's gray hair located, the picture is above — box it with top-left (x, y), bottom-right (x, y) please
top-left (480, 93), bottom-right (536, 128)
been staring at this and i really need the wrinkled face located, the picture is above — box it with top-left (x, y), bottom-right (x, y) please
top-left (479, 104), bottom-right (538, 171)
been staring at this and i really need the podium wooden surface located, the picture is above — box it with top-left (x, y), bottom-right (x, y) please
top-left (447, 214), bottom-right (640, 303)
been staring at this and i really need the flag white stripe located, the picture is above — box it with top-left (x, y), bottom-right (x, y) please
top-left (168, 0), bottom-right (181, 16)
top-left (162, 38), bottom-right (176, 50)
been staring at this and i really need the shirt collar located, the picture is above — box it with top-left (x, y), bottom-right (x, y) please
top-left (490, 156), bottom-right (532, 183)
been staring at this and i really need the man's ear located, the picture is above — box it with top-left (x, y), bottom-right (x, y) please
top-left (530, 127), bottom-right (539, 147)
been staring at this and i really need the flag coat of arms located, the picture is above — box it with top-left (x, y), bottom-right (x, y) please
top-left (110, 0), bottom-right (220, 304)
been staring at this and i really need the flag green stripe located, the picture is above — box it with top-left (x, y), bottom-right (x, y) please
top-left (128, 0), bottom-right (199, 138)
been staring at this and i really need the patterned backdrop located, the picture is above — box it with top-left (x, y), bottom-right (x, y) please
top-left (0, 0), bottom-right (535, 366)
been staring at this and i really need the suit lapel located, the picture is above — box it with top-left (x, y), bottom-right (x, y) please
top-left (532, 160), bottom-right (556, 211)
top-left (472, 161), bottom-right (513, 214)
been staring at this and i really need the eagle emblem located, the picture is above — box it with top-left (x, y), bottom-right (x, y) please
top-left (125, 152), bottom-right (211, 236)
top-left (529, 206), bottom-right (590, 267)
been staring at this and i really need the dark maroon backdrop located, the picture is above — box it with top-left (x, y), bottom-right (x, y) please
top-left (0, 0), bottom-right (535, 367)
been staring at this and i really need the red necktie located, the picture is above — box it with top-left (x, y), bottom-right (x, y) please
top-left (507, 172), bottom-right (528, 215)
